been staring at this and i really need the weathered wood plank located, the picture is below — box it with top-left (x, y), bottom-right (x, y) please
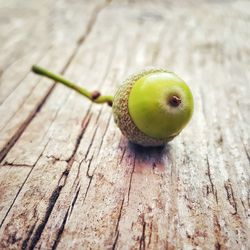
top-left (0, 0), bottom-right (109, 161)
top-left (0, 0), bottom-right (249, 249)
top-left (0, 0), bottom-right (49, 103)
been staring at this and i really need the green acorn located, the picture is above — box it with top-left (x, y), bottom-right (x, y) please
top-left (32, 66), bottom-right (194, 147)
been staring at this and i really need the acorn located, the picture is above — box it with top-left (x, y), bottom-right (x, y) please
top-left (32, 66), bottom-right (194, 147)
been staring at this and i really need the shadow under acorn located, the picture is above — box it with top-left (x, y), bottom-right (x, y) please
top-left (126, 141), bottom-right (172, 172)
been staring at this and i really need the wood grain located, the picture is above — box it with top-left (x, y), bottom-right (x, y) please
top-left (0, 0), bottom-right (249, 249)
top-left (0, 0), bottom-right (109, 160)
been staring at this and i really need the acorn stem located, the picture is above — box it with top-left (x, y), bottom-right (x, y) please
top-left (32, 65), bottom-right (114, 106)
top-left (169, 95), bottom-right (181, 107)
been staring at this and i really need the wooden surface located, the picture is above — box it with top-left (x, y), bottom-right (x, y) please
top-left (0, 0), bottom-right (250, 249)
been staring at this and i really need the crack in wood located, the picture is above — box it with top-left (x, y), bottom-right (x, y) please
top-left (72, 163), bottom-right (82, 189)
top-left (147, 221), bottom-right (153, 248)
top-left (76, 0), bottom-right (111, 46)
top-left (46, 155), bottom-right (65, 164)
top-left (83, 175), bottom-right (94, 203)
top-left (112, 230), bottom-right (119, 250)
top-left (51, 208), bottom-right (70, 250)
top-left (213, 214), bottom-right (224, 250)
top-left (0, 68), bottom-right (3, 80)
top-left (66, 111), bottom-right (92, 164)
top-left (0, 162), bottom-right (33, 168)
top-left (240, 199), bottom-right (247, 215)
top-left (139, 215), bottom-right (146, 250)
top-left (112, 197), bottom-right (125, 250)
top-left (84, 108), bottom-right (103, 160)
top-left (186, 230), bottom-right (208, 247)
top-left (6, 231), bottom-right (22, 245)
top-left (86, 155), bottom-right (94, 179)
top-left (57, 168), bottom-right (70, 186)
top-left (215, 242), bottom-right (222, 250)
top-left (69, 186), bottom-right (81, 217)
top-left (127, 155), bottom-right (136, 206)
top-left (248, 190), bottom-right (250, 209)
top-left (206, 156), bottom-right (218, 203)
top-left (119, 147), bottom-right (126, 165)
top-left (21, 220), bottom-right (38, 250)
top-left (224, 180), bottom-right (238, 215)
top-left (96, 112), bottom-right (113, 157)
top-left (79, 154), bottom-right (95, 204)
top-left (28, 185), bottom-right (63, 249)
top-left (241, 140), bottom-right (250, 164)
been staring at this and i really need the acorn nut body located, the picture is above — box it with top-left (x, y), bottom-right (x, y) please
top-left (112, 69), bottom-right (194, 147)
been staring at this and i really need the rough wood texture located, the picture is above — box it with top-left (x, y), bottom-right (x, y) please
top-left (0, 0), bottom-right (249, 249)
